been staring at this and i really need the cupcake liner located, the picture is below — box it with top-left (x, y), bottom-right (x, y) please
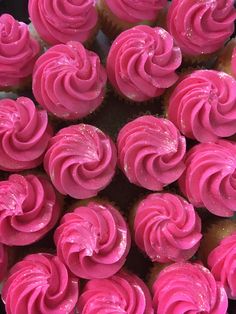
top-left (215, 38), bottom-right (236, 76)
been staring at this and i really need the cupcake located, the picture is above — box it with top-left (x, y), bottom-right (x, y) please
top-left (167, 70), bottom-right (236, 143)
top-left (117, 115), bottom-right (186, 191)
top-left (167, 0), bottom-right (236, 64)
top-left (0, 244), bottom-right (8, 283)
top-left (216, 38), bottom-right (236, 78)
top-left (0, 173), bottom-right (61, 246)
top-left (132, 192), bottom-right (202, 263)
top-left (0, 97), bottom-right (52, 171)
top-left (33, 41), bottom-right (107, 120)
top-left (44, 124), bottom-right (117, 199)
top-left (152, 262), bottom-right (228, 314)
top-left (178, 140), bottom-right (236, 217)
top-left (0, 14), bottom-right (40, 91)
top-left (28, 0), bottom-right (98, 46)
top-left (2, 253), bottom-right (79, 314)
top-left (77, 270), bottom-right (154, 313)
top-left (106, 25), bottom-right (182, 103)
top-left (54, 200), bottom-right (131, 279)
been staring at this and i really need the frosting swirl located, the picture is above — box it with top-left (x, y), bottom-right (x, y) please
top-left (44, 124), bottom-right (117, 199)
top-left (167, 0), bottom-right (236, 56)
top-left (2, 253), bottom-right (79, 314)
top-left (208, 232), bottom-right (236, 299)
top-left (117, 115), bottom-right (186, 191)
top-left (33, 41), bottom-right (107, 120)
top-left (167, 70), bottom-right (236, 143)
top-left (178, 140), bottom-right (236, 217)
top-left (134, 193), bottom-right (202, 263)
top-left (0, 97), bottom-right (52, 171)
top-left (152, 262), bottom-right (228, 314)
top-left (0, 243), bottom-right (8, 282)
top-left (106, 25), bottom-right (182, 102)
top-left (28, 0), bottom-right (98, 45)
top-left (54, 201), bottom-right (131, 279)
top-left (77, 270), bottom-right (154, 313)
top-left (0, 14), bottom-right (40, 89)
top-left (0, 174), bottom-right (61, 246)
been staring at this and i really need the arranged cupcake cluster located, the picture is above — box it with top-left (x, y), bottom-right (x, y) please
top-left (0, 0), bottom-right (236, 313)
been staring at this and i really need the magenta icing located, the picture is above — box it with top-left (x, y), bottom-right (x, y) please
top-left (44, 124), bottom-right (117, 199)
top-left (0, 97), bottom-right (52, 171)
top-left (54, 201), bottom-right (131, 279)
top-left (33, 41), bottom-right (107, 120)
top-left (168, 70), bottom-right (236, 143)
top-left (117, 115), bottom-right (186, 190)
top-left (0, 14), bottom-right (40, 89)
top-left (134, 193), bottom-right (202, 263)
top-left (167, 0), bottom-right (236, 56)
top-left (104, 0), bottom-right (167, 23)
top-left (2, 253), bottom-right (79, 314)
top-left (232, 47), bottom-right (236, 77)
top-left (28, 0), bottom-right (98, 45)
top-left (152, 262), bottom-right (228, 314)
top-left (0, 243), bottom-right (8, 282)
top-left (208, 232), bottom-right (236, 299)
top-left (77, 270), bottom-right (154, 313)
top-left (178, 140), bottom-right (236, 217)
top-left (106, 25), bottom-right (182, 102)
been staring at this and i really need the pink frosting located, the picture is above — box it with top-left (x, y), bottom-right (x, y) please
top-left (232, 47), bottom-right (236, 77)
top-left (0, 174), bottom-right (61, 246)
top-left (167, 0), bottom-right (236, 56)
top-left (104, 0), bottom-right (167, 23)
top-left (77, 270), bottom-right (154, 313)
top-left (152, 262), bottom-right (228, 314)
top-left (28, 0), bottom-right (98, 45)
top-left (0, 243), bottom-right (8, 282)
top-left (167, 70), bottom-right (236, 143)
top-left (117, 115), bottom-right (186, 191)
top-left (0, 97), bottom-right (52, 171)
top-left (208, 232), bottom-right (236, 299)
top-left (54, 201), bottom-right (131, 279)
top-left (44, 124), bottom-right (117, 199)
top-left (106, 25), bottom-right (182, 102)
top-left (134, 193), bottom-right (202, 263)
top-left (178, 140), bottom-right (236, 217)
top-left (33, 41), bottom-right (107, 120)
top-left (0, 14), bottom-right (40, 89)
top-left (2, 253), bottom-right (79, 314)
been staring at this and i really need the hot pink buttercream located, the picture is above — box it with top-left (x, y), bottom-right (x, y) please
top-left (0, 243), bottom-right (8, 282)
top-left (33, 41), bottom-right (107, 120)
top-left (152, 262), bottom-right (228, 314)
top-left (107, 25), bottom-right (182, 102)
top-left (117, 115), bottom-right (186, 190)
top-left (134, 193), bottom-right (202, 263)
top-left (0, 14), bottom-right (40, 89)
top-left (167, 0), bottom-right (236, 56)
top-left (0, 97), bottom-right (52, 171)
top-left (44, 124), bottom-right (117, 199)
top-left (0, 174), bottom-right (61, 246)
top-left (28, 0), bottom-right (98, 45)
top-left (167, 70), bottom-right (236, 143)
top-left (54, 201), bottom-right (131, 279)
top-left (77, 270), bottom-right (154, 313)
top-left (2, 253), bottom-right (79, 314)
top-left (178, 140), bottom-right (236, 217)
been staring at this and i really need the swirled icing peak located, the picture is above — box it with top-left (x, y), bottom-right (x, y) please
top-left (0, 243), bottom-right (8, 282)
top-left (2, 253), bottom-right (79, 314)
top-left (117, 115), bottom-right (186, 190)
top-left (134, 193), bottom-right (202, 263)
top-left (167, 70), bottom-right (236, 143)
top-left (0, 14), bottom-right (40, 89)
top-left (77, 270), bottom-right (154, 313)
top-left (152, 262), bottom-right (228, 314)
top-left (107, 25), bottom-right (182, 102)
top-left (28, 0), bottom-right (98, 45)
top-left (178, 140), bottom-right (236, 217)
top-left (0, 173), bottom-right (61, 246)
top-left (0, 97), bottom-right (52, 171)
top-left (33, 41), bottom-right (107, 120)
top-left (54, 200), bottom-right (131, 279)
top-left (167, 0), bottom-right (236, 56)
